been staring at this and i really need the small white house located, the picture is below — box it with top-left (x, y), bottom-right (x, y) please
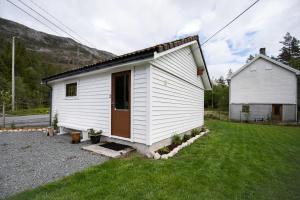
top-left (42, 36), bottom-right (212, 154)
top-left (228, 49), bottom-right (300, 122)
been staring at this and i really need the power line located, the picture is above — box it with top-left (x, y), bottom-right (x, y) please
top-left (5, 0), bottom-right (62, 35)
top-left (16, 0), bottom-right (83, 44)
top-left (201, 0), bottom-right (260, 46)
top-left (28, 0), bottom-right (96, 48)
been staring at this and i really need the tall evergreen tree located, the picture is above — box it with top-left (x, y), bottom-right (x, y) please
top-left (277, 32), bottom-right (300, 69)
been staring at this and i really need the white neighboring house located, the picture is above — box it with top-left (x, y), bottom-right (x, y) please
top-left (42, 36), bottom-right (212, 155)
top-left (228, 49), bottom-right (300, 122)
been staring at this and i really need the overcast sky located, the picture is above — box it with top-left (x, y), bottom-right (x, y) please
top-left (1, 0), bottom-right (300, 79)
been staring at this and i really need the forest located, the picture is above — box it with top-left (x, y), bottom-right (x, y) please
top-left (0, 35), bottom-right (61, 110)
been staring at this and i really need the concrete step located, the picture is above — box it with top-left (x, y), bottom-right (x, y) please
top-left (82, 143), bottom-right (135, 158)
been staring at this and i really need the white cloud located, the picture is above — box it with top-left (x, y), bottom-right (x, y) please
top-left (93, 19), bottom-right (113, 32)
top-left (177, 19), bottom-right (202, 37)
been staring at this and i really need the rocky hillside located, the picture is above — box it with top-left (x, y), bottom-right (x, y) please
top-left (0, 17), bottom-right (114, 71)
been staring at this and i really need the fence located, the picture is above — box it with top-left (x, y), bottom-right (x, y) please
top-left (205, 110), bottom-right (229, 121)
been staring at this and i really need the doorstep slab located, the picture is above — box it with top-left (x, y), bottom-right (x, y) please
top-left (82, 143), bottom-right (134, 158)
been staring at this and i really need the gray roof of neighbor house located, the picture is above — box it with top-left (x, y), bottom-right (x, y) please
top-left (42, 35), bottom-right (211, 87)
top-left (228, 54), bottom-right (300, 80)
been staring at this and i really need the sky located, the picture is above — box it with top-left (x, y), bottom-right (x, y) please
top-left (1, 0), bottom-right (300, 79)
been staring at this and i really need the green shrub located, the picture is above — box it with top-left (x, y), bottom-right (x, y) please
top-left (158, 146), bottom-right (170, 155)
top-left (201, 127), bottom-right (206, 132)
top-left (191, 128), bottom-right (200, 137)
top-left (182, 134), bottom-right (191, 142)
top-left (172, 134), bottom-right (182, 146)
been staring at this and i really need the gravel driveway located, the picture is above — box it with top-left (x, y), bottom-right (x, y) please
top-left (0, 132), bottom-right (108, 198)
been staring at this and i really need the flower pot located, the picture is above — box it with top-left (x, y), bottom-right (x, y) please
top-left (71, 131), bottom-right (81, 144)
top-left (90, 135), bottom-right (101, 144)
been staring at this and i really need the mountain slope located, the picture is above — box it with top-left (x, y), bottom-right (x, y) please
top-left (0, 17), bottom-right (115, 109)
top-left (0, 17), bottom-right (114, 71)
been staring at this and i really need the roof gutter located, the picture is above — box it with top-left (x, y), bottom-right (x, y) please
top-left (197, 41), bottom-right (213, 89)
top-left (44, 83), bottom-right (52, 127)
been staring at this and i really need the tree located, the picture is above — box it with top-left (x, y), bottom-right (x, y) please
top-left (226, 68), bottom-right (233, 85)
top-left (204, 76), bottom-right (229, 111)
top-left (246, 54), bottom-right (254, 63)
top-left (277, 32), bottom-right (300, 69)
top-left (216, 76), bottom-right (226, 86)
top-left (0, 36), bottom-right (60, 110)
top-left (0, 90), bottom-right (11, 127)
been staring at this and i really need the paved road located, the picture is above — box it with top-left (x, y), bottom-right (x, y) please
top-left (0, 114), bottom-right (49, 127)
top-left (0, 132), bottom-right (108, 198)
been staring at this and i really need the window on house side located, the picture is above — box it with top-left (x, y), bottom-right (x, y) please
top-left (66, 82), bottom-right (77, 97)
top-left (242, 105), bottom-right (249, 113)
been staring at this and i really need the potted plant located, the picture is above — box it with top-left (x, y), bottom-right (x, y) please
top-left (88, 128), bottom-right (102, 144)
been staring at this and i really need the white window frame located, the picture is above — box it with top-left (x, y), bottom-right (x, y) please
top-left (64, 80), bottom-right (79, 99)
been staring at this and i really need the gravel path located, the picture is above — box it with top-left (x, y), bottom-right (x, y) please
top-left (0, 132), bottom-right (108, 198)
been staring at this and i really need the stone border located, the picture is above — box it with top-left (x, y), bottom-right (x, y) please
top-left (0, 128), bottom-right (48, 133)
top-left (152, 130), bottom-right (210, 160)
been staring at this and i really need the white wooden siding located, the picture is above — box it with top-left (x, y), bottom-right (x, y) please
top-left (132, 66), bottom-right (148, 143)
top-left (149, 46), bottom-right (205, 144)
top-left (51, 72), bottom-right (111, 134)
top-left (230, 58), bottom-right (297, 104)
top-left (51, 65), bottom-right (149, 144)
top-left (153, 47), bottom-right (204, 89)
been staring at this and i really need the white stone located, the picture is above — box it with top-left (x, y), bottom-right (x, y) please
top-left (168, 151), bottom-right (174, 157)
top-left (154, 153), bottom-right (161, 160)
top-left (188, 138), bottom-right (194, 143)
top-left (161, 154), bottom-right (168, 159)
top-left (172, 147), bottom-right (179, 154)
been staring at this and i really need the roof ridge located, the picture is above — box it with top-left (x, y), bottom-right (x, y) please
top-left (42, 35), bottom-right (200, 83)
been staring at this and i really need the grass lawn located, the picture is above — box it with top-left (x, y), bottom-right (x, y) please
top-left (7, 107), bottom-right (49, 116)
top-left (6, 120), bottom-right (300, 200)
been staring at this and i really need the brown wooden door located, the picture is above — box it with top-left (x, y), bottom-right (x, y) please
top-left (272, 104), bottom-right (282, 121)
top-left (111, 71), bottom-right (131, 138)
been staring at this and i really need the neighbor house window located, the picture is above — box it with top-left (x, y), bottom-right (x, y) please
top-left (66, 82), bottom-right (77, 97)
top-left (242, 105), bottom-right (249, 113)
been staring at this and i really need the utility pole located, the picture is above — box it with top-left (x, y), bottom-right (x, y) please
top-left (211, 85), bottom-right (213, 109)
top-left (211, 78), bottom-right (214, 109)
top-left (12, 36), bottom-right (15, 111)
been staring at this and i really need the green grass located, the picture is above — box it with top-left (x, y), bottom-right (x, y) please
top-left (6, 120), bottom-right (300, 200)
top-left (7, 107), bottom-right (49, 116)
